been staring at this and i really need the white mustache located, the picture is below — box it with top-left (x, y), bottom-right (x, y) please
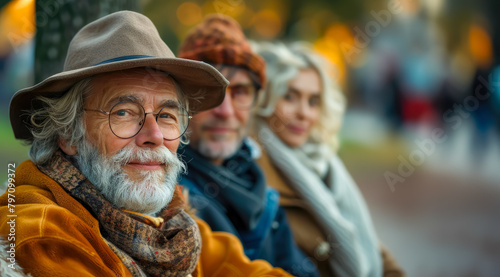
top-left (111, 144), bottom-right (178, 166)
top-left (75, 139), bottom-right (186, 215)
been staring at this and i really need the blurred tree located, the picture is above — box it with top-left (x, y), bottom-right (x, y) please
top-left (482, 0), bottom-right (500, 65)
top-left (34, 0), bottom-right (140, 83)
top-left (0, 0), bottom-right (9, 11)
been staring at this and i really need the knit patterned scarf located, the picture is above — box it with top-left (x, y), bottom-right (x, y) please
top-left (38, 150), bottom-right (201, 277)
top-left (180, 143), bottom-right (267, 232)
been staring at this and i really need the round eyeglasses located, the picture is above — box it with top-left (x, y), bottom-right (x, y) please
top-left (84, 100), bottom-right (191, 140)
top-left (226, 84), bottom-right (258, 109)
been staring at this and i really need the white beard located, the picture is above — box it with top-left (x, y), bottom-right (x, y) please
top-left (197, 134), bottom-right (242, 161)
top-left (74, 139), bottom-right (185, 216)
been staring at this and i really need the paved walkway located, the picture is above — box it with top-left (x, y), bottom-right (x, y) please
top-left (343, 111), bottom-right (500, 277)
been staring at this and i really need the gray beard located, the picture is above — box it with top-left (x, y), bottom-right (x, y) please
top-left (197, 136), bottom-right (241, 161)
top-left (74, 139), bottom-right (185, 216)
top-left (196, 126), bottom-right (247, 161)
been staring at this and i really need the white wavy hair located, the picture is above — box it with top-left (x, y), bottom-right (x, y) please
top-left (251, 41), bottom-right (346, 151)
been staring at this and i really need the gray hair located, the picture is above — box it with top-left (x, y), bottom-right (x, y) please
top-left (29, 78), bottom-right (92, 165)
top-left (252, 42), bottom-right (346, 150)
top-left (28, 69), bottom-right (190, 166)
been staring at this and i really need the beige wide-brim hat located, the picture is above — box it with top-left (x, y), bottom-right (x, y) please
top-left (10, 10), bottom-right (228, 141)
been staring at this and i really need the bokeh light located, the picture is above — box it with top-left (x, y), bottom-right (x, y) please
top-left (253, 9), bottom-right (282, 38)
top-left (176, 2), bottom-right (203, 26)
top-left (399, 0), bottom-right (421, 15)
top-left (0, 0), bottom-right (35, 56)
top-left (203, 0), bottom-right (247, 19)
top-left (469, 24), bottom-right (493, 69)
top-left (314, 23), bottom-right (357, 87)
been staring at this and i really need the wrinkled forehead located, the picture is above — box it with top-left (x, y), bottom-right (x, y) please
top-left (85, 68), bottom-right (180, 108)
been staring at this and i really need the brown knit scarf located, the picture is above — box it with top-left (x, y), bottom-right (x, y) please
top-left (38, 150), bottom-right (201, 277)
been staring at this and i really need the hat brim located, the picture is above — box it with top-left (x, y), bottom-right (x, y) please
top-left (10, 57), bottom-right (228, 140)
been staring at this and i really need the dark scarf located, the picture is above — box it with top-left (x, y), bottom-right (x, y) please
top-left (180, 143), bottom-right (266, 231)
top-left (38, 150), bottom-right (201, 277)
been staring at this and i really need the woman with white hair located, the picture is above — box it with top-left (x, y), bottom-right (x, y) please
top-left (252, 42), bottom-right (404, 277)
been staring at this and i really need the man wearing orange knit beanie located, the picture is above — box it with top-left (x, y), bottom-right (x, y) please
top-left (178, 15), bottom-right (320, 277)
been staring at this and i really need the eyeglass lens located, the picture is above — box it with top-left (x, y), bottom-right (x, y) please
top-left (108, 101), bottom-right (189, 140)
top-left (228, 84), bottom-right (256, 109)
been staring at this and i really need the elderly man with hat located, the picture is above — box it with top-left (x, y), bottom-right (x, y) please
top-left (0, 11), bottom-right (291, 277)
top-left (177, 16), bottom-right (320, 277)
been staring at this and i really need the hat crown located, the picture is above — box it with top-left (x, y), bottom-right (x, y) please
top-left (64, 10), bottom-right (174, 71)
top-left (10, 11), bottom-right (228, 141)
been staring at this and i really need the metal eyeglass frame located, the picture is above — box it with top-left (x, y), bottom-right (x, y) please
top-left (84, 100), bottom-right (192, 140)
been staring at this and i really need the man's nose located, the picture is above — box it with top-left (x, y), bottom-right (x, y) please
top-left (135, 114), bottom-right (164, 147)
top-left (212, 91), bottom-right (235, 118)
top-left (297, 99), bottom-right (313, 120)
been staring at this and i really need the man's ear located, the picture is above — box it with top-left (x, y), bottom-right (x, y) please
top-left (58, 138), bottom-right (77, 155)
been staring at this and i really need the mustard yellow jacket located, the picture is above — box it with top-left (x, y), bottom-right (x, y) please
top-left (0, 160), bottom-right (291, 277)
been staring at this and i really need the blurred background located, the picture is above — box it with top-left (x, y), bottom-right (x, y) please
top-left (1, 0), bottom-right (499, 276)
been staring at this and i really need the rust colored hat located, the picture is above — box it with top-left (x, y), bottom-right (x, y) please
top-left (10, 11), bottom-right (228, 141)
top-left (178, 14), bottom-right (266, 88)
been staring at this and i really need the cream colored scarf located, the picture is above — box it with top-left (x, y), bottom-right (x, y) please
top-left (257, 122), bottom-right (382, 277)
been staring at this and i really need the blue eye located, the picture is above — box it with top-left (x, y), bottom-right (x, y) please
top-left (158, 112), bottom-right (178, 124)
top-left (116, 110), bottom-right (127, 116)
